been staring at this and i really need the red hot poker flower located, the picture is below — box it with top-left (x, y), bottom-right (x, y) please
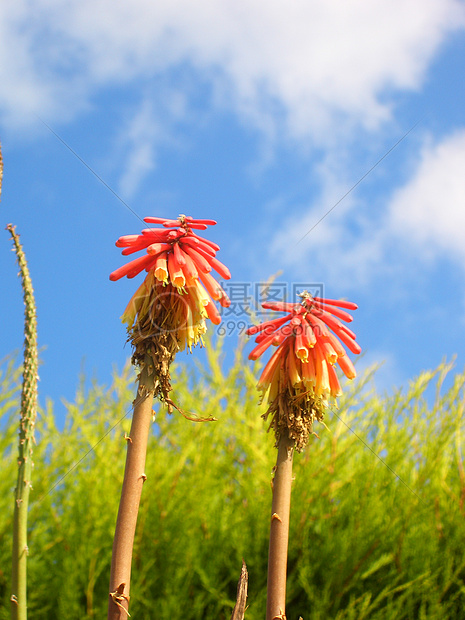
top-left (110, 215), bottom-right (231, 350)
top-left (246, 291), bottom-right (360, 450)
top-left (111, 215), bottom-right (230, 318)
top-left (110, 215), bottom-right (231, 407)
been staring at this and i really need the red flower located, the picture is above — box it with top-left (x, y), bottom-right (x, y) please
top-left (247, 292), bottom-right (360, 402)
top-left (110, 214), bottom-right (231, 351)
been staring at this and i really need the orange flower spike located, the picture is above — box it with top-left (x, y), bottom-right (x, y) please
top-left (247, 289), bottom-right (360, 395)
top-left (111, 213), bottom-right (231, 374)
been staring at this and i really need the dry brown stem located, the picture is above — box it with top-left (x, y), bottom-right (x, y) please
top-left (107, 357), bottom-right (156, 620)
top-left (266, 433), bottom-right (295, 620)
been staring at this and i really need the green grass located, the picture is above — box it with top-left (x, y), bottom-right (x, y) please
top-left (1, 345), bottom-right (464, 619)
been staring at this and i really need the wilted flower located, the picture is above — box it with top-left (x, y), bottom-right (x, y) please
top-left (246, 291), bottom-right (360, 450)
top-left (111, 214), bottom-right (231, 407)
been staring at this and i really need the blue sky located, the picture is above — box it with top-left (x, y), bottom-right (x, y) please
top-left (1, 0), bottom-right (465, 423)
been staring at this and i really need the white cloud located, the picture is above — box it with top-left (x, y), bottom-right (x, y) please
top-left (268, 127), bottom-right (465, 292)
top-left (267, 153), bottom-right (387, 289)
top-left (116, 90), bottom-right (188, 198)
top-left (1, 0), bottom-right (464, 140)
top-left (388, 129), bottom-right (465, 261)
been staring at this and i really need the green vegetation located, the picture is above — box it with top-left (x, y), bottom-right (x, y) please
top-left (1, 345), bottom-right (464, 619)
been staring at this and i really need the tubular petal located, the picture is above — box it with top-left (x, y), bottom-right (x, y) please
top-left (305, 312), bottom-right (331, 340)
top-left (141, 228), bottom-right (174, 240)
top-left (314, 341), bottom-right (330, 395)
top-left (121, 242), bottom-right (154, 256)
top-left (312, 301), bottom-right (354, 323)
top-left (147, 242), bottom-right (171, 256)
top-left (181, 251), bottom-right (199, 280)
top-left (254, 322), bottom-right (294, 344)
top-left (185, 216), bottom-right (217, 225)
top-left (197, 270), bottom-right (225, 302)
top-left (249, 329), bottom-right (281, 360)
top-left (337, 323), bottom-right (357, 340)
top-left (191, 232), bottom-right (220, 251)
top-left (144, 216), bottom-right (176, 224)
top-left (257, 345), bottom-right (286, 389)
top-left (161, 219), bottom-right (184, 227)
top-left (173, 242), bottom-right (187, 265)
top-left (319, 340), bottom-right (338, 365)
top-left (301, 350), bottom-right (316, 386)
top-left (204, 299), bottom-right (222, 325)
top-left (180, 236), bottom-right (216, 257)
top-left (327, 363), bottom-right (342, 397)
top-left (205, 255), bottom-right (231, 280)
top-left (116, 234), bottom-right (140, 247)
top-left (300, 319), bottom-right (317, 347)
top-left (109, 254), bottom-right (154, 281)
top-left (313, 296), bottom-right (358, 311)
top-left (167, 252), bottom-right (186, 288)
top-left (287, 345), bottom-right (301, 386)
top-left (154, 253), bottom-right (169, 283)
top-left (262, 301), bottom-right (302, 313)
top-left (316, 310), bottom-right (349, 337)
top-left (246, 314), bottom-right (293, 336)
top-left (326, 332), bottom-right (347, 358)
top-left (333, 328), bottom-right (361, 355)
top-left (295, 331), bottom-right (308, 361)
top-left (183, 246), bottom-right (212, 273)
top-left (184, 223), bottom-right (209, 230)
top-left (337, 354), bottom-right (357, 379)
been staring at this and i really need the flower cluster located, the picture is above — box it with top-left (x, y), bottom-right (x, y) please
top-left (110, 215), bottom-right (231, 407)
top-left (247, 291), bottom-right (360, 449)
top-left (110, 215), bottom-right (231, 352)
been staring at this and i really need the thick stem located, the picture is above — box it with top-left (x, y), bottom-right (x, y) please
top-left (108, 359), bottom-right (156, 619)
top-left (266, 433), bottom-right (295, 620)
top-left (8, 224), bottom-right (38, 620)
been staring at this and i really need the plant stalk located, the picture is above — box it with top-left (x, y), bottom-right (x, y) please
top-left (266, 433), bottom-right (295, 620)
top-left (8, 224), bottom-right (38, 620)
top-left (108, 358), bottom-right (156, 619)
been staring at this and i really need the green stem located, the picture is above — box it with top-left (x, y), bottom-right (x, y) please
top-left (108, 358), bottom-right (156, 619)
top-left (266, 433), bottom-right (295, 620)
top-left (8, 225), bottom-right (38, 620)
